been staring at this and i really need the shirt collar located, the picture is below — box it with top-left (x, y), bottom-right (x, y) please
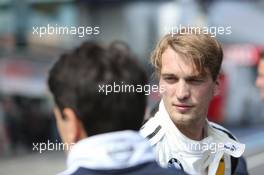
top-left (59, 130), bottom-right (155, 175)
top-left (158, 100), bottom-right (245, 156)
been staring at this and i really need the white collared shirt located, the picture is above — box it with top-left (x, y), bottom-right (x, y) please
top-left (140, 100), bottom-right (245, 175)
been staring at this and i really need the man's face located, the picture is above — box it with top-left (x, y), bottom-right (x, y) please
top-left (54, 107), bottom-right (75, 148)
top-left (256, 59), bottom-right (264, 100)
top-left (159, 47), bottom-right (218, 126)
top-left (53, 106), bottom-right (86, 151)
top-left (54, 107), bottom-right (69, 145)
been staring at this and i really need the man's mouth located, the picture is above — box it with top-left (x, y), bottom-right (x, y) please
top-left (173, 103), bottom-right (194, 113)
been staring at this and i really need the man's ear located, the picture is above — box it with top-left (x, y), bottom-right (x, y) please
top-left (213, 75), bottom-right (221, 96)
top-left (63, 108), bottom-right (86, 143)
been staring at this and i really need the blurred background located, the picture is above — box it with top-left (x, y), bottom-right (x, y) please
top-left (0, 0), bottom-right (264, 174)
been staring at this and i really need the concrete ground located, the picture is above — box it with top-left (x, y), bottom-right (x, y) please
top-left (0, 152), bottom-right (66, 175)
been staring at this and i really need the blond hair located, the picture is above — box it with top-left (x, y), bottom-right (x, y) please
top-left (151, 28), bottom-right (223, 81)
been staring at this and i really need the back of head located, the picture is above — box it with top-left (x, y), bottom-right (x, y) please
top-left (48, 41), bottom-right (147, 136)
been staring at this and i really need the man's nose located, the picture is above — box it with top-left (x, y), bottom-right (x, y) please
top-left (176, 80), bottom-right (190, 100)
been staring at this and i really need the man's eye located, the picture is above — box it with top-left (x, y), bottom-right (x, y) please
top-left (193, 79), bottom-right (203, 82)
top-left (188, 79), bottom-right (204, 83)
top-left (163, 77), bottom-right (177, 83)
top-left (165, 77), bottom-right (175, 80)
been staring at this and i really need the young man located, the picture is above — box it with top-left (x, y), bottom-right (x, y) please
top-left (256, 50), bottom-right (264, 100)
top-left (140, 29), bottom-right (248, 175)
top-left (48, 41), bottom-right (186, 175)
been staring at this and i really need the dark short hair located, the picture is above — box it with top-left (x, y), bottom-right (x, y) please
top-left (48, 41), bottom-right (147, 136)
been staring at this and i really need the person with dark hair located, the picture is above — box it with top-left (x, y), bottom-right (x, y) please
top-left (48, 41), bottom-right (186, 175)
top-left (256, 50), bottom-right (264, 100)
top-left (140, 29), bottom-right (248, 175)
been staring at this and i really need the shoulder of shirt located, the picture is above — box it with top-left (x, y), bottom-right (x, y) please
top-left (209, 121), bottom-right (238, 141)
top-left (209, 122), bottom-right (247, 174)
top-left (67, 162), bottom-right (187, 175)
top-left (139, 116), bottom-right (165, 146)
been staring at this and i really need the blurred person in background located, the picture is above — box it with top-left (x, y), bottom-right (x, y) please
top-left (140, 28), bottom-right (248, 175)
top-left (2, 96), bottom-right (22, 153)
top-left (256, 50), bottom-right (264, 100)
top-left (48, 41), bottom-right (186, 175)
top-left (0, 97), bottom-right (9, 155)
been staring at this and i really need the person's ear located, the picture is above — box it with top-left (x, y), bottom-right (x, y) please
top-left (63, 108), bottom-right (82, 143)
top-left (213, 75), bottom-right (220, 96)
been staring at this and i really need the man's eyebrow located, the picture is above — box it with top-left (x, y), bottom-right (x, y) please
top-left (186, 75), bottom-right (204, 79)
top-left (161, 73), bottom-right (176, 77)
top-left (161, 73), bottom-right (204, 79)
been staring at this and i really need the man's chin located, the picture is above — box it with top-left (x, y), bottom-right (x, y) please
top-left (171, 113), bottom-right (193, 123)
